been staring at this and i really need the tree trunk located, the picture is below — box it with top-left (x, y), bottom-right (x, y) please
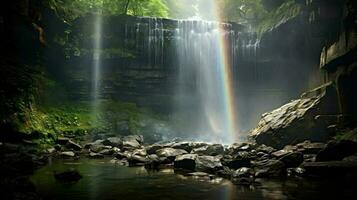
top-left (124, 0), bottom-right (130, 15)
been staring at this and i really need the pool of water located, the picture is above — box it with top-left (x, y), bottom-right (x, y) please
top-left (31, 159), bottom-right (355, 200)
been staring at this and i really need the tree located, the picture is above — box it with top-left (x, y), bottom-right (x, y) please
top-left (48, 0), bottom-right (169, 22)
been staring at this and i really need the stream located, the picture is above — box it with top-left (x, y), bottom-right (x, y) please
top-left (31, 159), bottom-right (354, 200)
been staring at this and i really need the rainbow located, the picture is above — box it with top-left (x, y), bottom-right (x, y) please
top-left (213, 1), bottom-right (238, 143)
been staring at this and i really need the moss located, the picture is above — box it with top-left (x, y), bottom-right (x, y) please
top-left (256, 0), bottom-right (301, 35)
top-left (335, 128), bottom-right (357, 142)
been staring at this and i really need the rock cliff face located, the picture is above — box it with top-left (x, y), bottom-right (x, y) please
top-left (55, 15), bottom-right (245, 113)
top-left (320, 0), bottom-right (357, 125)
top-left (250, 0), bottom-right (357, 148)
top-left (236, 0), bottom-right (344, 131)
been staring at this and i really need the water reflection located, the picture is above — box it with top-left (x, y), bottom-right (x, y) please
top-left (31, 159), bottom-right (354, 200)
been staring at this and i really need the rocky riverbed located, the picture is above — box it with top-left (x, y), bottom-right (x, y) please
top-left (2, 134), bottom-right (357, 199)
top-left (43, 134), bottom-right (357, 182)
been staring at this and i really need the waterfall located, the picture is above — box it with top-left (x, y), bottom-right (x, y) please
top-left (108, 16), bottom-right (243, 143)
top-left (173, 20), bottom-right (240, 143)
top-left (92, 13), bottom-right (103, 114)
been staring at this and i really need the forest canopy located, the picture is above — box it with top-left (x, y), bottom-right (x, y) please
top-left (48, 0), bottom-right (300, 33)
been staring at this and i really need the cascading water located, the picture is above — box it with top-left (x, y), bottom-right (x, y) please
top-left (173, 20), bottom-right (239, 143)
top-left (92, 13), bottom-right (103, 114)
top-left (110, 15), bottom-right (244, 143)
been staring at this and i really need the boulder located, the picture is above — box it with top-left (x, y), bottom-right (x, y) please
top-left (98, 149), bottom-right (115, 156)
top-left (254, 160), bottom-right (286, 178)
top-left (145, 144), bottom-right (166, 154)
top-left (132, 148), bottom-right (147, 157)
top-left (156, 148), bottom-right (187, 158)
top-left (295, 141), bottom-right (326, 154)
top-left (170, 142), bottom-right (192, 152)
top-left (60, 151), bottom-right (75, 158)
top-left (102, 137), bottom-right (122, 148)
top-left (128, 155), bottom-right (149, 166)
top-left (66, 140), bottom-right (82, 151)
top-left (191, 144), bottom-right (224, 156)
top-left (279, 152), bottom-right (304, 168)
top-left (123, 135), bottom-right (144, 144)
top-left (195, 156), bottom-right (223, 173)
top-left (272, 145), bottom-right (297, 158)
top-left (174, 154), bottom-right (198, 171)
top-left (122, 139), bottom-right (141, 150)
top-left (221, 154), bottom-right (251, 169)
top-left (90, 144), bottom-right (111, 153)
top-left (256, 144), bottom-right (276, 154)
top-left (316, 140), bottom-right (357, 161)
top-left (232, 167), bottom-right (254, 185)
top-left (89, 152), bottom-right (104, 159)
top-left (250, 84), bottom-right (338, 149)
top-left (57, 137), bottom-right (70, 145)
top-left (216, 166), bottom-right (234, 179)
top-left (115, 151), bottom-right (132, 159)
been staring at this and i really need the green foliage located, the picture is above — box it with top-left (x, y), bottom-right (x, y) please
top-left (48, 0), bottom-right (169, 22)
top-left (217, 0), bottom-right (268, 25)
top-left (256, 0), bottom-right (301, 34)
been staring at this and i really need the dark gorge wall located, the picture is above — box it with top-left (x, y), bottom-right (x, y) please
top-left (59, 15), bottom-right (245, 113)
top-left (54, 0), bottom-right (346, 133)
top-left (235, 0), bottom-right (345, 132)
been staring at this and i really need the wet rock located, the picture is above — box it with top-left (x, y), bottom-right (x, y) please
top-left (99, 149), bottom-right (115, 156)
top-left (301, 161), bottom-right (357, 177)
top-left (316, 140), bottom-right (357, 162)
top-left (54, 169), bottom-right (82, 183)
top-left (90, 144), bottom-right (111, 153)
top-left (123, 135), bottom-right (144, 144)
top-left (57, 137), bottom-right (70, 145)
top-left (60, 151), bottom-right (75, 158)
top-left (84, 140), bottom-right (104, 148)
top-left (216, 166), bottom-right (234, 179)
top-left (232, 167), bottom-right (254, 185)
top-left (66, 140), bottom-right (82, 151)
top-left (102, 137), bottom-right (122, 148)
top-left (195, 156), bottom-right (223, 173)
top-left (122, 137), bottom-right (141, 150)
top-left (287, 167), bottom-right (306, 177)
top-left (128, 155), bottom-right (148, 166)
top-left (254, 160), bottom-right (286, 178)
top-left (132, 148), bottom-right (147, 157)
top-left (170, 142), bottom-right (191, 151)
top-left (343, 154), bottom-right (357, 162)
top-left (221, 154), bottom-right (251, 169)
top-left (295, 140), bottom-right (326, 154)
top-left (145, 144), bottom-right (166, 154)
top-left (256, 144), bottom-right (276, 154)
top-left (115, 151), bottom-right (132, 159)
top-left (145, 154), bottom-right (163, 169)
top-left (145, 154), bottom-right (168, 169)
top-left (303, 154), bottom-right (316, 162)
top-left (191, 144), bottom-right (224, 156)
top-left (89, 152), bottom-right (104, 159)
top-left (279, 152), bottom-right (304, 168)
top-left (174, 154), bottom-right (197, 171)
top-left (272, 147), bottom-right (295, 158)
top-left (156, 148), bottom-right (187, 159)
top-left (46, 148), bottom-right (56, 154)
top-left (250, 86), bottom-right (336, 149)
